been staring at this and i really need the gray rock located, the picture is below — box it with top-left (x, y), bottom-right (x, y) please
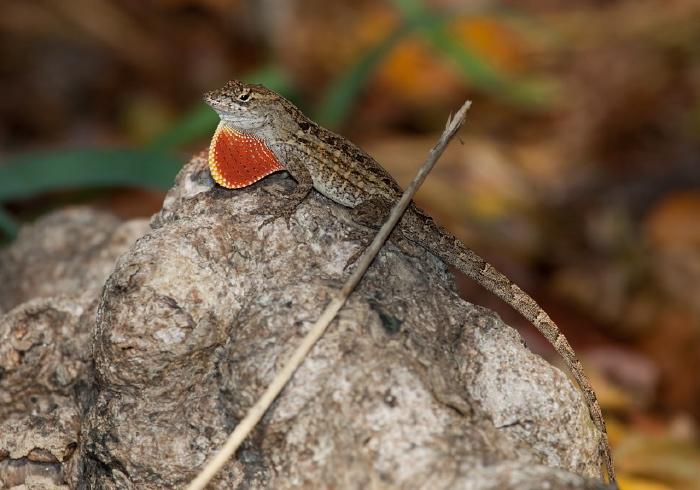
top-left (71, 154), bottom-right (607, 488)
top-left (0, 207), bottom-right (150, 314)
top-left (1, 154), bottom-right (611, 489)
top-left (0, 208), bottom-right (150, 488)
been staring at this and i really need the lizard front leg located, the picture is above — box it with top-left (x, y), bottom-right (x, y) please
top-left (257, 144), bottom-right (314, 227)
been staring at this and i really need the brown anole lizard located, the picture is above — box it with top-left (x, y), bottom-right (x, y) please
top-left (203, 80), bottom-right (616, 484)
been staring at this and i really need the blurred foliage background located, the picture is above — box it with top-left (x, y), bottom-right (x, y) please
top-left (1, 0), bottom-right (699, 487)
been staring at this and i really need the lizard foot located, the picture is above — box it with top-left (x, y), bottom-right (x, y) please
top-left (343, 226), bottom-right (407, 270)
top-left (342, 225), bottom-right (380, 270)
top-left (254, 181), bottom-right (312, 229)
top-left (344, 242), bottom-right (369, 270)
top-left (253, 200), bottom-right (299, 229)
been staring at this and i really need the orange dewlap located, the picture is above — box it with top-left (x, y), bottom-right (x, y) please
top-left (207, 122), bottom-right (284, 189)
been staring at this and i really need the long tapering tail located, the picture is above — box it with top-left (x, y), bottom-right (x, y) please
top-left (400, 204), bottom-right (616, 484)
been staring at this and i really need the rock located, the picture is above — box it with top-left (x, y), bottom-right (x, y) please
top-left (69, 154), bottom-right (607, 488)
top-left (0, 208), bottom-right (150, 488)
top-left (0, 207), bottom-right (150, 314)
top-left (1, 154), bottom-right (610, 489)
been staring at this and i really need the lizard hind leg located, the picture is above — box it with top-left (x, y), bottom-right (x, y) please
top-left (343, 197), bottom-right (391, 268)
top-left (344, 197), bottom-right (415, 268)
top-left (350, 197), bottom-right (392, 227)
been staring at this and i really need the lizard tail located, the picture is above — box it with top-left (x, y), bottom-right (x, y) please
top-left (470, 250), bottom-right (616, 484)
top-left (401, 209), bottom-right (616, 484)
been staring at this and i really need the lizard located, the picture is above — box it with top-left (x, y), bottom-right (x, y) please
top-left (202, 79), bottom-right (616, 484)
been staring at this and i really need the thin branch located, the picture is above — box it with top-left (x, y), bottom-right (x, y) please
top-left (186, 100), bottom-right (472, 490)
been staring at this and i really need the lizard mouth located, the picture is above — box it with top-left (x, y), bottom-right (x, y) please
top-left (202, 89), bottom-right (227, 109)
top-left (215, 111), bottom-right (268, 131)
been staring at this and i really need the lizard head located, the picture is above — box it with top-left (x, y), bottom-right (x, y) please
top-left (203, 80), bottom-right (292, 188)
top-left (204, 80), bottom-right (298, 133)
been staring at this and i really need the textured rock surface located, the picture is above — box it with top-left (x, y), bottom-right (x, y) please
top-left (70, 154), bottom-right (607, 489)
top-left (1, 154), bottom-right (611, 489)
top-left (0, 208), bottom-right (150, 489)
top-left (0, 208), bottom-right (149, 315)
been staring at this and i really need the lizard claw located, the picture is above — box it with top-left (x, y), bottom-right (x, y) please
top-left (345, 228), bottom-right (373, 242)
top-left (343, 254), bottom-right (359, 271)
top-left (342, 226), bottom-right (378, 269)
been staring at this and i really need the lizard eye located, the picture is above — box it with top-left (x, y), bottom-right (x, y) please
top-left (237, 90), bottom-right (252, 102)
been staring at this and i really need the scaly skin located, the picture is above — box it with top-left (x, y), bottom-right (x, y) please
top-left (204, 80), bottom-right (616, 484)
